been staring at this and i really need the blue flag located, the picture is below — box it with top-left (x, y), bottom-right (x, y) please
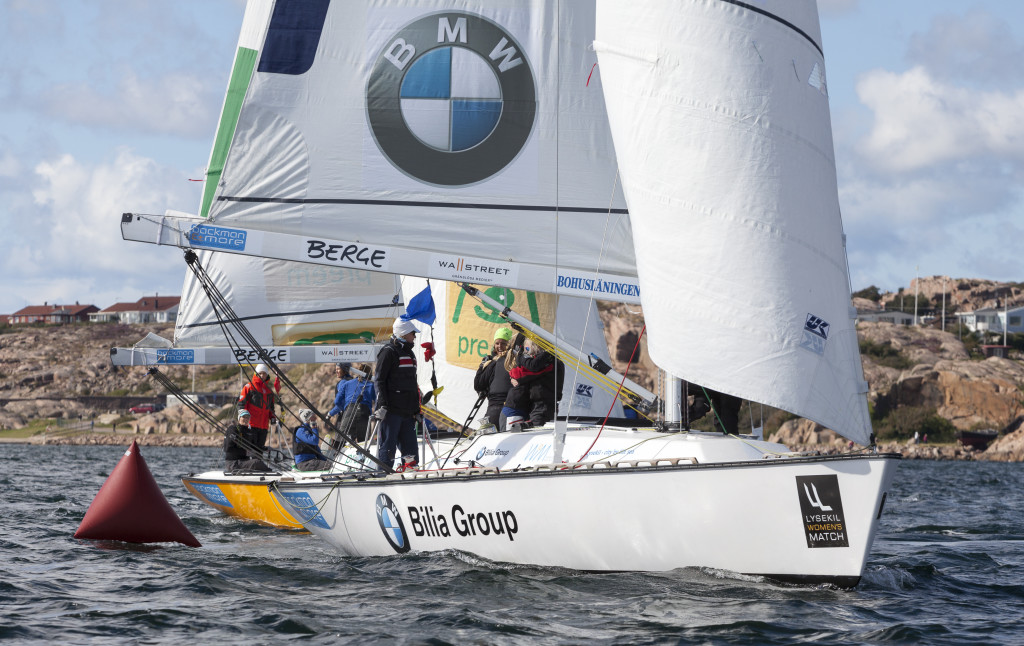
top-left (401, 286), bottom-right (436, 325)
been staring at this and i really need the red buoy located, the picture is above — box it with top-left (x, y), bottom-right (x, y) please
top-left (75, 440), bottom-right (201, 547)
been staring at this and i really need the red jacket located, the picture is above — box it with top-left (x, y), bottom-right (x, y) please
top-left (238, 374), bottom-right (275, 430)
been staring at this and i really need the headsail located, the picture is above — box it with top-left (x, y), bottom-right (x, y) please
top-left (594, 0), bottom-right (871, 443)
top-left (125, 0), bottom-right (639, 302)
top-left (111, 247), bottom-right (402, 366)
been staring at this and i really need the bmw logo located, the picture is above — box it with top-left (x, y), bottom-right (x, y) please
top-left (367, 12), bottom-right (537, 186)
top-left (375, 493), bottom-right (411, 553)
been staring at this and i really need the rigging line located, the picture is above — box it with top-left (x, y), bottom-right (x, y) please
top-left (503, 320), bottom-right (649, 412)
top-left (147, 368), bottom-right (292, 470)
top-left (184, 250), bottom-right (387, 473)
top-left (575, 324), bottom-right (646, 463)
top-left (553, 0), bottom-right (562, 421)
top-left (269, 478), bottom-right (341, 523)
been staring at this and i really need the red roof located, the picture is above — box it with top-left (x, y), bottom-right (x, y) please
top-left (134, 296), bottom-right (180, 312)
top-left (11, 303), bottom-right (98, 317)
top-left (97, 296), bottom-right (180, 314)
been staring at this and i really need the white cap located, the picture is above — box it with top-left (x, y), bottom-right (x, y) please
top-left (254, 363), bottom-right (269, 377)
top-left (298, 409), bottom-right (314, 424)
top-left (393, 318), bottom-right (418, 337)
top-left (237, 409), bottom-right (251, 421)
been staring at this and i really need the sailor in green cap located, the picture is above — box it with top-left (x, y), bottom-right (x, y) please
top-left (473, 327), bottom-right (515, 427)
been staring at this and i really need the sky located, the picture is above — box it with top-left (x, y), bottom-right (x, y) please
top-left (1, 0), bottom-right (1023, 314)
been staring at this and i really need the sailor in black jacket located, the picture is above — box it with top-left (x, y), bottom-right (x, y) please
top-left (373, 318), bottom-right (421, 470)
top-left (473, 326), bottom-right (514, 426)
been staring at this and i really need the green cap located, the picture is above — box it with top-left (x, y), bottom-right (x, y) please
top-left (493, 327), bottom-right (514, 342)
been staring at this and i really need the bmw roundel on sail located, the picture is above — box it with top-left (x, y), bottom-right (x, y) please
top-left (367, 12), bottom-right (537, 186)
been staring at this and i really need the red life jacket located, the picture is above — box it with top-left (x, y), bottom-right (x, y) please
top-left (238, 374), bottom-right (275, 429)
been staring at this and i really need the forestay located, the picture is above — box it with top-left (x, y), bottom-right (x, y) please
top-left (594, 0), bottom-right (872, 444)
top-left (194, 0), bottom-right (637, 302)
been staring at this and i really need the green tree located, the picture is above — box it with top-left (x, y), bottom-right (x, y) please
top-left (852, 285), bottom-right (882, 302)
top-left (875, 406), bottom-right (956, 442)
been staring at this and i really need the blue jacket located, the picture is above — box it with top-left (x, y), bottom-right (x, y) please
top-left (326, 378), bottom-right (350, 417)
top-left (340, 378), bottom-right (375, 410)
top-left (293, 423), bottom-right (326, 464)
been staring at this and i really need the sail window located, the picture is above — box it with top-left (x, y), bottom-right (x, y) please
top-left (807, 62), bottom-right (828, 96)
top-left (257, 0), bottom-right (330, 76)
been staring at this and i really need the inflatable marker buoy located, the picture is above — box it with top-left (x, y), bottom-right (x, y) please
top-left (74, 440), bottom-right (200, 547)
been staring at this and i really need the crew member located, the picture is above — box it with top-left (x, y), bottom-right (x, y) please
top-left (224, 409), bottom-right (271, 472)
top-left (338, 363), bottom-right (375, 443)
top-left (293, 409), bottom-right (331, 471)
top-left (373, 318), bottom-right (421, 471)
top-left (237, 363), bottom-right (276, 452)
top-left (474, 327), bottom-right (514, 427)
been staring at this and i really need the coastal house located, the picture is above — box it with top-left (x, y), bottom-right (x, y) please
top-left (90, 296), bottom-right (180, 324)
top-left (956, 305), bottom-right (1024, 335)
top-left (9, 302), bottom-right (99, 325)
top-left (855, 302), bottom-right (915, 326)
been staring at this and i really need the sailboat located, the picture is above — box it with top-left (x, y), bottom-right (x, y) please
top-left (120, 0), bottom-right (898, 585)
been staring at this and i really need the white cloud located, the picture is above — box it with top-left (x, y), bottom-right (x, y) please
top-left (41, 70), bottom-right (215, 138)
top-left (856, 66), bottom-right (1024, 173)
top-left (0, 149), bottom-right (199, 313)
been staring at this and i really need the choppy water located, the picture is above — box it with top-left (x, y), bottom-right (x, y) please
top-left (1, 443), bottom-right (1022, 645)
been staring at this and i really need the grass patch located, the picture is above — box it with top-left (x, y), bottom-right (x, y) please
top-left (0, 427), bottom-right (43, 439)
top-left (859, 338), bottom-right (912, 369)
top-left (0, 418), bottom-right (61, 438)
top-left (874, 406), bottom-right (957, 443)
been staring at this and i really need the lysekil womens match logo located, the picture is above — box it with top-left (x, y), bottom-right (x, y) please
top-left (367, 12), bottom-right (537, 186)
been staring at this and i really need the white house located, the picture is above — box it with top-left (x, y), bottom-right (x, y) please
top-left (956, 305), bottom-right (1024, 334)
top-left (90, 296), bottom-right (180, 324)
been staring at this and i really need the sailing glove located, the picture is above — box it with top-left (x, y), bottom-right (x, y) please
top-left (372, 407), bottom-right (388, 421)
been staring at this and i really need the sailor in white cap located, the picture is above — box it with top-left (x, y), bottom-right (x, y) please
top-left (372, 318), bottom-right (421, 471)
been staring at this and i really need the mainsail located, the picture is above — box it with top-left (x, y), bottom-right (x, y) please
top-left (127, 0), bottom-right (639, 302)
top-left (594, 0), bottom-right (872, 444)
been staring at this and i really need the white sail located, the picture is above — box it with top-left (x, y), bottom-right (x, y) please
top-left (181, 0), bottom-right (638, 301)
top-left (594, 0), bottom-right (871, 444)
top-left (110, 245), bottom-right (403, 366)
top-left (176, 250), bottom-right (403, 358)
top-left (401, 278), bottom-right (624, 423)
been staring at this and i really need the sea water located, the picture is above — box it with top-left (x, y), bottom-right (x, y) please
top-left (1, 443), bottom-right (1021, 645)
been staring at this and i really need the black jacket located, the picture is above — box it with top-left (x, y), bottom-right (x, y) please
top-left (503, 350), bottom-right (563, 420)
top-left (374, 335), bottom-right (420, 417)
top-left (223, 423), bottom-right (253, 461)
top-left (474, 353), bottom-right (512, 406)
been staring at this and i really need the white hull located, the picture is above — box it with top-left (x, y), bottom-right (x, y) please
top-left (274, 428), bottom-right (898, 586)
